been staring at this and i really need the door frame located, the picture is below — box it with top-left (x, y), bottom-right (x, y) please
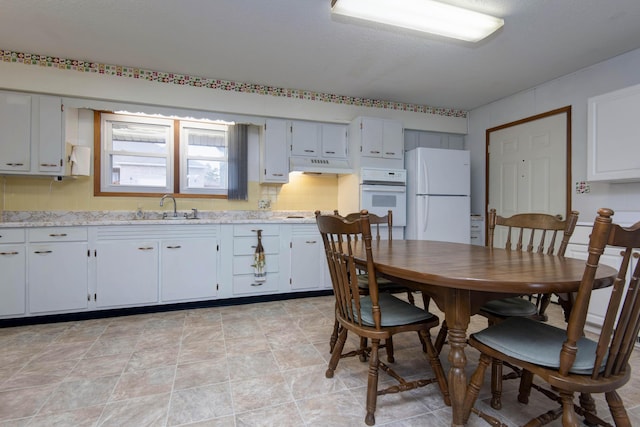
top-left (485, 106), bottom-right (572, 232)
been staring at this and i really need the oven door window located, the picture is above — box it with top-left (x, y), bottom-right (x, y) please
top-left (371, 194), bottom-right (397, 208)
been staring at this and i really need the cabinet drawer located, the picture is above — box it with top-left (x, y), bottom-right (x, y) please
top-left (28, 227), bottom-right (88, 242)
top-left (233, 254), bottom-right (279, 275)
top-left (233, 274), bottom-right (280, 295)
top-left (0, 228), bottom-right (25, 244)
top-left (233, 224), bottom-right (280, 237)
top-left (233, 236), bottom-right (280, 255)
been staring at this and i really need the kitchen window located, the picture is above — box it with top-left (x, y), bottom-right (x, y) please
top-left (96, 112), bottom-right (243, 198)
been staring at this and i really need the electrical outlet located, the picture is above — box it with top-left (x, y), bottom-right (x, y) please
top-left (576, 181), bottom-right (590, 194)
top-left (258, 199), bottom-right (271, 210)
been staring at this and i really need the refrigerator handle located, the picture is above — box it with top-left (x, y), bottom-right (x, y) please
top-left (421, 196), bottom-right (429, 234)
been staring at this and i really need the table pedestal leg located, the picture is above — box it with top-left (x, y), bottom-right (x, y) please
top-left (443, 289), bottom-right (472, 427)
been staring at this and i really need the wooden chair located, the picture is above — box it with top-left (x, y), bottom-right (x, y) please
top-left (315, 210), bottom-right (450, 426)
top-left (330, 210), bottom-right (429, 359)
top-left (463, 208), bottom-right (638, 427)
top-left (434, 208), bottom-right (580, 409)
top-left (484, 208), bottom-right (580, 324)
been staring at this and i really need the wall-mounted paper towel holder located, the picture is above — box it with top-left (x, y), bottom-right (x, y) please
top-left (66, 143), bottom-right (91, 176)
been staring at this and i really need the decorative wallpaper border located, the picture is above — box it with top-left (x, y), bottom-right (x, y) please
top-left (1, 49), bottom-right (467, 118)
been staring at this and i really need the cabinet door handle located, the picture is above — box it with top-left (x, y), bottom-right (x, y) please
top-left (34, 250), bottom-right (53, 254)
top-left (166, 245), bottom-right (182, 249)
top-left (138, 247), bottom-right (154, 251)
top-left (305, 240), bottom-right (317, 244)
top-left (0, 251), bottom-right (19, 256)
top-left (49, 233), bottom-right (68, 237)
top-left (251, 282), bottom-right (264, 287)
top-left (40, 163), bottom-right (58, 167)
top-left (324, 151), bottom-right (335, 154)
top-left (304, 149), bottom-right (315, 153)
top-left (6, 162), bottom-right (25, 166)
top-left (272, 173), bottom-right (284, 177)
top-left (369, 151), bottom-right (380, 154)
top-left (385, 152), bottom-right (396, 155)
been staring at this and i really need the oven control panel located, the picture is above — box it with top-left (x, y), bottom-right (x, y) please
top-left (360, 167), bottom-right (406, 185)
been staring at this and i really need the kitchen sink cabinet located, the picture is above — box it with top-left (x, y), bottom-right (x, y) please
top-left (0, 229), bottom-right (26, 317)
top-left (289, 225), bottom-right (331, 291)
top-left (94, 226), bottom-right (160, 309)
top-left (161, 234), bottom-right (218, 303)
top-left (95, 239), bottom-right (159, 309)
top-left (0, 90), bottom-right (66, 176)
top-left (27, 227), bottom-right (89, 314)
top-left (260, 118), bottom-right (289, 184)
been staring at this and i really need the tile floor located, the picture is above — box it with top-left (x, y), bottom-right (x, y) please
top-left (1, 295), bottom-right (640, 427)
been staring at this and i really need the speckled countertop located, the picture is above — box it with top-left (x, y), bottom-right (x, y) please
top-left (0, 210), bottom-right (319, 228)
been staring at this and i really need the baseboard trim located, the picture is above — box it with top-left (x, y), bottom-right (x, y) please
top-left (0, 290), bottom-right (334, 328)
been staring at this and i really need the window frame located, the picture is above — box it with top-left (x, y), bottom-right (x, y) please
top-left (94, 111), bottom-right (230, 198)
top-left (179, 121), bottom-right (229, 196)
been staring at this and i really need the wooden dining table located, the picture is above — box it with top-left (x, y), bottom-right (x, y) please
top-left (352, 239), bottom-right (618, 427)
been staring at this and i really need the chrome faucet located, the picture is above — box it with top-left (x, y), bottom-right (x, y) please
top-left (160, 194), bottom-right (178, 218)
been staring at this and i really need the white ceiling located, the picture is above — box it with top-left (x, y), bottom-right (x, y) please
top-left (2, 0), bottom-right (640, 111)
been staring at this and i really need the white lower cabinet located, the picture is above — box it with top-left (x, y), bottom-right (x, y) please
top-left (161, 237), bottom-right (218, 302)
top-left (0, 229), bottom-right (26, 317)
top-left (231, 224), bottom-right (281, 296)
top-left (289, 225), bottom-right (331, 291)
top-left (566, 225), bottom-right (639, 332)
top-left (95, 239), bottom-right (159, 308)
top-left (27, 227), bottom-right (89, 314)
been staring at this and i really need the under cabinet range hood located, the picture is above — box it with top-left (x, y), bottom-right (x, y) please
top-left (289, 157), bottom-right (353, 174)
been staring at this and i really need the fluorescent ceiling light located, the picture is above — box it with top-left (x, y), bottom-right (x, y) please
top-left (331, 0), bottom-right (504, 43)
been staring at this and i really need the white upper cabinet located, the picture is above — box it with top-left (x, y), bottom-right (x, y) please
top-left (588, 83), bottom-right (640, 182)
top-left (260, 118), bottom-right (289, 184)
top-left (290, 120), bottom-right (320, 157)
top-left (320, 123), bottom-right (348, 158)
top-left (290, 120), bottom-right (348, 159)
top-left (35, 95), bottom-right (65, 175)
top-left (359, 117), bottom-right (403, 160)
top-left (0, 91), bottom-right (31, 172)
top-left (0, 91), bottom-right (65, 176)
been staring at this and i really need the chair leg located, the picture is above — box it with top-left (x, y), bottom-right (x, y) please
top-left (533, 293), bottom-right (551, 322)
top-left (365, 338), bottom-right (381, 426)
top-left (329, 318), bottom-right (340, 353)
top-left (406, 290), bottom-right (415, 305)
top-left (518, 370), bottom-right (534, 404)
top-left (434, 320), bottom-right (448, 355)
top-left (385, 336), bottom-right (395, 363)
top-left (579, 393), bottom-right (598, 427)
top-left (360, 337), bottom-right (368, 362)
top-left (421, 329), bottom-right (451, 406)
top-left (463, 353), bottom-right (491, 424)
top-left (490, 359), bottom-right (503, 410)
top-left (326, 327), bottom-right (347, 379)
top-left (560, 391), bottom-right (579, 427)
top-left (605, 391), bottom-right (632, 427)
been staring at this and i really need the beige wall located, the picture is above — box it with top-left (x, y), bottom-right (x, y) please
top-left (0, 173), bottom-right (339, 214)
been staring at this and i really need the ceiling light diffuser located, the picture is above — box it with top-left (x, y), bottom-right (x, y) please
top-left (331, 0), bottom-right (504, 43)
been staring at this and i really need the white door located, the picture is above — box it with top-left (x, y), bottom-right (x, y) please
top-left (488, 109), bottom-right (569, 228)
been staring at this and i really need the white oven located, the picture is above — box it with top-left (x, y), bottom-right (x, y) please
top-left (360, 168), bottom-right (407, 226)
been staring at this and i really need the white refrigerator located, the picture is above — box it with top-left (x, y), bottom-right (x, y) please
top-left (405, 147), bottom-right (471, 243)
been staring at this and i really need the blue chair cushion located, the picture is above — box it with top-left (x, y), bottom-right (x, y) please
top-left (472, 316), bottom-right (604, 375)
top-left (481, 297), bottom-right (538, 317)
top-left (356, 273), bottom-right (396, 288)
top-left (356, 293), bottom-right (435, 327)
